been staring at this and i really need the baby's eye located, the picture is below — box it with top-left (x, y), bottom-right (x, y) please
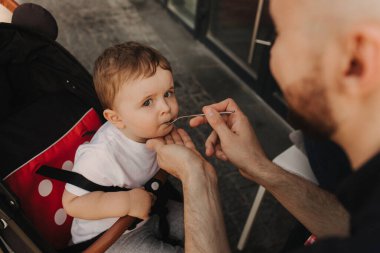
top-left (164, 91), bottom-right (174, 98)
top-left (143, 99), bottom-right (153, 107)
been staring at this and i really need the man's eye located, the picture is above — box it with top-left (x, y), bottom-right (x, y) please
top-left (164, 91), bottom-right (173, 98)
top-left (143, 99), bottom-right (153, 107)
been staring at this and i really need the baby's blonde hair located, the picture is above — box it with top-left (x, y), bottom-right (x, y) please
top-left (93, 42), bottom-right (172, 109)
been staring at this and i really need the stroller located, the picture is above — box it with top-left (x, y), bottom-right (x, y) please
top-left (0, 1), bottom-right (174, 252)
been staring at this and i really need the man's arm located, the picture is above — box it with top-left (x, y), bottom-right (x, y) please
top-left (183, 162), bottom-right (230, 253)
top-left (258, 162), bottom-right (349, 237)
top-left (191, 98), bottom-right (349, 238)
top-left (147, 129), bottom-right (231, 253)
top-left (62, 188), bottom-right (153, 220)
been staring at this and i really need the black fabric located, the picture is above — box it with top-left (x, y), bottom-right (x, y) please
top-left (0, 92), bottom-right (97, 178)
top-left (336, 155), bottom-right (380, 235)
top-left (281, 222), bottom-right (310, 253)
top-left (0, 23), bottom-right (103, 119)
top-left (12, 3), bottom-right (58, 41)
top-left (291, 154), bottom-right (380, 253)
top-left (58, 231), bottom-right (104, 253)
top-left (0, 24), bottom-right (103, 178)
top-left (304, 137), bottom-right (352, 192)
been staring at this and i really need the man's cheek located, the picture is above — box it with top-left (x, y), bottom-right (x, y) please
top-left (270, 63), bottom-right (285, 92)
top-left (269, 49), bottom-right (282, 84)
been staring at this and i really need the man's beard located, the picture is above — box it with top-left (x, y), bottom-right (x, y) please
top-left (284, 75), bottom-right (337, 139)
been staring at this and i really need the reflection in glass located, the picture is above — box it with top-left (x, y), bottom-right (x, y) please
top-left (168, 0), bottom-right (198, 28)
top-left (208, 0), bottom-right (259, 63)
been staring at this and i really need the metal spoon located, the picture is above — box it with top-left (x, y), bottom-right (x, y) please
top-left (168, 111), bottom-right (235, 124)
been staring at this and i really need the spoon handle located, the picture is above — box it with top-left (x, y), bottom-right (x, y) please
top-left (171, 111), bottom-right (235, 124)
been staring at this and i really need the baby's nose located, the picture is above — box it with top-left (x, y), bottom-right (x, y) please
top-left (159, 99), bottom-right (171, 114)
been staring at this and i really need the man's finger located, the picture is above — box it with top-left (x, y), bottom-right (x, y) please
top-left (207, 98), bottom-right (240, 114)
top-left (205, 130), bottom-right (218, 156)
top-left (165, 134), bottom-right (174, 144)
top-left (215, 144), bottom-right (227, 161)
top-left (190, 98), bottom-right (241, 128)
top-left (171, 128), bottom-right (184, 145)
top-left (203, 107), bottom-right (233, 140)
top-left (189, 116), bottom-right (207, 128)
top-left (177, 128), bottom-right (196, 149)
top-left (216, 151), bottom-right (227, 161)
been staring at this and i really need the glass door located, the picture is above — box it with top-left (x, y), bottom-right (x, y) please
top-left (206, 0), bottom-right (286, 116)
top-left (207, 0), bottom-right (273, 77)
top-left (168, 0), bottom-right (198, 28)
top-left (164, 0), bottom-right (285, 117)
top-left (248, 0), bottom-right (273, 72)
top-left (207, 0), bottom-right (259, 75)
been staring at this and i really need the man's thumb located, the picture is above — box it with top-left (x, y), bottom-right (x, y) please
top-left (204, 107), bottom-right (232, 139)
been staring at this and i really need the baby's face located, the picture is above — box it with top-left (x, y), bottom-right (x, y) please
top-left (112, 67), bottom-right (179, 142)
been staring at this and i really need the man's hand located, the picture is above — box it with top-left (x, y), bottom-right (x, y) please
top-left (147, 128), bottom-right (216, 182)
top-left (149, 128), bottom-right (230, 253)
top-left (190, 98), bottom-right (270, 181)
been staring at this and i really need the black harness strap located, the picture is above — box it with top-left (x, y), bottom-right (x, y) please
top-left (36, 165), bottom-right (130, 192)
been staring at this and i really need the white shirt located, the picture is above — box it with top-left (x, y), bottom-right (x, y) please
top-left (65, 122), bottom-right (159, 244)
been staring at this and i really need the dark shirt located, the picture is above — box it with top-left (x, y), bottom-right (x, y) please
top-left (281, 137), bottom-right (352, 253)
top-left (304, 137), bottom-right (351, 192)
top-left (294, 154), bottom-right (380, 253)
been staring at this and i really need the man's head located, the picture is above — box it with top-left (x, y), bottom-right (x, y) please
top-left (270, 0), bottom-right (380, 143)
top-left (93, 42), bottom-right (179, 143)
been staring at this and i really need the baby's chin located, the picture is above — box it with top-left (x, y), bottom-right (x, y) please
top-left (146, 125), bottom-right (173, 139)
top-left (160, 123), bottom-right (174, 136)
top-left (141, 124), bottom-right (174, 142)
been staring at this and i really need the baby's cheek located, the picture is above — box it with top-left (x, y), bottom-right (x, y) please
top-left (137, 119), bottom-right (156, 132)
top-left (172, 99), bottom-right (179, 116)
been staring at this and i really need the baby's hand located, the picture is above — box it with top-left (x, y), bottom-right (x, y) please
top-left (127, 188), bottom-right (154, 220)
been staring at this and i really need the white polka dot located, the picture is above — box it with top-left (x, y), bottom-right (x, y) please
top-left (151, 182), bottom-right (160, 191)
top-left (62, 160), bottom-right (74, 171)
top-left (38, 179), bottom-right (53, 197)
top-left (54, 208), bottom-right (67, 225)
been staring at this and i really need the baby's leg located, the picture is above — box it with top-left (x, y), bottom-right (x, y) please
top-left (106, 215), bottom-right (183, 253)
top-left (166, 199), bottom-right (184, 242)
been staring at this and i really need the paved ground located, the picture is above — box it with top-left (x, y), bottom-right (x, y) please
top-left (20, 0), bottom-right (297, 252)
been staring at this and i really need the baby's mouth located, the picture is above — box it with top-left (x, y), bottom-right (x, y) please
top-left (163, 119), bottom-right (173, 125)
top-left (164, 116), bottom-right (177, 125)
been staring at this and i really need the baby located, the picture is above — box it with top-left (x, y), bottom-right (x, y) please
top-left (62, 42), bottom-right (183, 253)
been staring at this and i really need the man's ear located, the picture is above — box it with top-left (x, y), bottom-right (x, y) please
top-left (103, 109), bottom-right (125, 129)
top-left (342, 25), bottom-right (380, 97)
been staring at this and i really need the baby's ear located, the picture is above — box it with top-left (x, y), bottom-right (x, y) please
top-left (103, 109), bottom-right (125, 129)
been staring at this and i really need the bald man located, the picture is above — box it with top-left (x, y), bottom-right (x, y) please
top-left (147, 0), bottom-right (380, 252)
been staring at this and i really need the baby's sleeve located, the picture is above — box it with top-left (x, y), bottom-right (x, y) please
top-left (65, 146), bottom-right (112, 196)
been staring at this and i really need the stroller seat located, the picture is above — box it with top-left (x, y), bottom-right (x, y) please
top-left (0, 2), bottom-right (143, 252)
